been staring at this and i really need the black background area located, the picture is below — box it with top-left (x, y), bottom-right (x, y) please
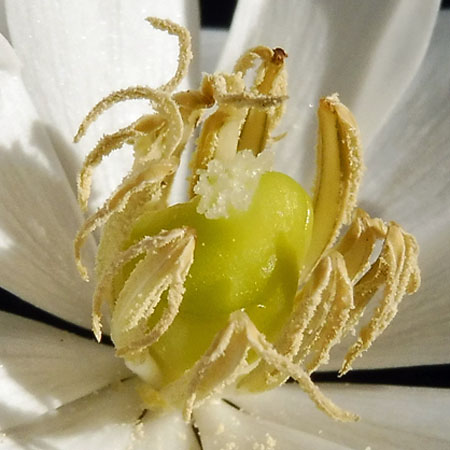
top-left (201, 0), bottom-right (450, 28)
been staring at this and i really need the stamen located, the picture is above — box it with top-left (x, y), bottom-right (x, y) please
top-left (189, 74), bottom-right (248, 193)
top-left (189, 48), bottom-right (287, 194)
top-left (340, 223), bottom-right (420, 374)
top-left (75, 16), bottom-right (191, 143)
top-left (336, 208), bottom-right (387, 282)
top-left (296, 272), bottom-right (339, 364)
top-left (233, 46), bottom-right (287, 155)
top-left (183, 311), bottom-right (358, 423)
top-left (233, 46), bottom-right (287, 82)
top-left (280, 256), bottom-right (334, 359)
top-left (111, 227), bottom-right (196, 355)
top-left (75, 87), bottom-right (183, 151)
top-left (305, 252), bottom-right (353, 373)
top-left (213, 92), bottom-right (287, 108)
top-left (303, 95), bottom-right (363, 278)
top-left (74, 159), bottom-right (176, 281)
top-left (233, 46), bottom-right (275, 75)
top-left (210, 73), bottom-right (286, 107)
top-left (92, 228), bottom-right (188, 340)
top-left (145, 17), bottom-right (192, 93)
top-left (77, 123), bottom-right (144, 211)
top-left (74, 17), bottom-right (196, 221)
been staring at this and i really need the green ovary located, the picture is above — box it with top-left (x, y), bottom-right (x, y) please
top-left (125, 171), bottom-right (313, 385)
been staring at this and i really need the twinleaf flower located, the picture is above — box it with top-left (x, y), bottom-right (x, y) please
top-left (0, 1), bottom-right (449, 449)
top-left (73, 17), bottom-right (419, 425)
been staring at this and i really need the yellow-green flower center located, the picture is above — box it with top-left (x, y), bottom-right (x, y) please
top-left (119, 171), bottom-right (312, 383)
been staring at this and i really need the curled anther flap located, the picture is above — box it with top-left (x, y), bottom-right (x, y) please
top-left (145, 17), bottom-right (192, 94)
top-left (233, 46), bottom-right (287, 95)
top-left (75, 158), bottom-right (177, 281)
top-left (233, 45), bottom-right (275, 75)
top-left (92, 227), bottom-right (194, 341)
top-left (109, 227), bottom-right (196, 356)
top-left (235, 46), bottom-right (288, 155)
top-left (340, 223), bottom-right (420, 375)
top-left (74, 86), bottom-right (182, 146)
top-left (74, 16), bottom-right (191, 144)
top-left (172, 90), bottom-right (215, 140)
top-left (77, 122), bottom-right (147, 211)
top-left (74, 16), bottom-right (198, 224)
top-left (74, 86), bottom-right (184, 222)
top-left (304, 252), bottom-right (354, 374)
top-left (336, 208), bottom-right (387, 282)
top-left (189, 74), bottom-right (249, 193)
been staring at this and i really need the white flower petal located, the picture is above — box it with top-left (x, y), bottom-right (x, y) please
top-left (5, 0), bottom-right (200, 208)
top-left (195, 397), bottom-right (349, 450)
top-left (0, 312), bottom-right (129, 431)
top-left (200, 28), bottom-right (228, 74)
top-left (326, 12), bottom-right (450, 371)
top-left (0, 60), bottom-right (97, 327)
top-left (1, 380), bottom-right (140, 450)
top-left (0, 34), bottom-right (17, 71)
top-left (2, 379), bottom-right (199, 450)
top-left (0, 1), bottom-right (8, 41)
top-left (225, 383), bottom-right (450, 449)
top-left (218, 0), bottom-right (439, 188)
top-left (133, 411), bottom-right (200, 450)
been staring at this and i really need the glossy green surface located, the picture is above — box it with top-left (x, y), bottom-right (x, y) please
top-left (127, 171), bottom-right (313, 383)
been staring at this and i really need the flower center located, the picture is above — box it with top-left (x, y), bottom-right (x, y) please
top-left (114, 167), bottom-right (312, 384)
top-left (73, 17), bottom-right (420, 423)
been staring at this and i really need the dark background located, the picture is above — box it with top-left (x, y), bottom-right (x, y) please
top-left (0, 0), bottom-right (449, 390)
top-left (201, 0), bottom-right (238, 27)
top-left (201, 0), bottom-right (450, 28)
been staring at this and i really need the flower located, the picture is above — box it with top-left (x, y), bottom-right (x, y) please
top-left (0, 1), bottom-right (449, 449)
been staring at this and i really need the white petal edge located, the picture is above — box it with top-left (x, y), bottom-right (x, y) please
top-left (1, 379), bottom-right (199, 450)
top-left (218, 0), bottom-right (439, 190)
top-left (5, 0), bottom-right (200, 210)
top-left (0, 56), bottom-right (97, 328)
top-left (223, 383), bottom-right (450, 449)
top-left (324, 11), bottom-right (450, 371)
top-left (0, 312), bottom-right (130, 431)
